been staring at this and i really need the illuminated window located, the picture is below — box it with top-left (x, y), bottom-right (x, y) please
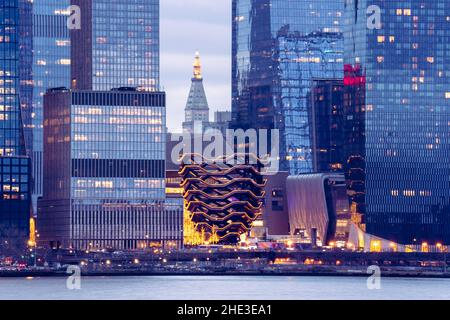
top-left (96, 37), bottom-right (107, 44)
top-left (377, 36), bottom-right (385, 43)
top-left (57, 59), bottom-right (71, 65)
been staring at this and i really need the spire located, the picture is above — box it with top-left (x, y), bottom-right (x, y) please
top-left (183, 51), bottom-right (210, 133)
top-left (193, 51), bottom-right (202, 80)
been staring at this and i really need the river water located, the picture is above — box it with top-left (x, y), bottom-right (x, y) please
top-left (0, 276), bottom-right (449, 300)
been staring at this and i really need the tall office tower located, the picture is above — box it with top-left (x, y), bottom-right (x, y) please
top-left (183, 52), bottom-right (210, 134)
top-left (19, 0), bottom-right (33, 157)
top-left (0, 0), bottom-right (32, 249)
top-left (38, 88), bottom-right (177, 250)
top-left (232, 0), bottom-right (344, 174)
top-left (31, 0), bottom-right (71, 214)
top-left (310, 79), bottom-right (345, 173)
top-left (344, 0), bottom-right (450, 244)
top-left (70, 0), bottom-right (159, 91)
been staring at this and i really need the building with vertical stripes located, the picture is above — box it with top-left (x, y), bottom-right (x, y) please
top-left (344, 0), bottom-right (450, 244)
top-left (0, 0), bottom-right (32, 250)
top-left (38, 88), bottom-right (182, 250)
top-left (70, 0), bottom-right (160, 91)
top-left (31, 0), bottom-right (71, 215)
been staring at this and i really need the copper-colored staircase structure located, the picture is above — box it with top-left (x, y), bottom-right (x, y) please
top-left (180, 154), bottom-right (266, 244)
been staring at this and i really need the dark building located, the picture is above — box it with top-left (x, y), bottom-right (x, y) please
top-left (310, 79), bottom-right (345, 173)
top-left (342, 64), bottom-right (366, 229)
top-left (344, 0), bottom-right (450, 244)
top-left (261, 171), bottom-right (290, 238)
top-left (18, 0), bottom-right (33, 158)
top-left (38, 88), bottom-right (179, 250)
top-left (0, 0), bottom-right (32, 249)
top-left (70, 0), bottom-right (160, 91)
top-left (232, 0), bottom-right (344, 174)
top-left (180, 154), bottom-right (266, 245)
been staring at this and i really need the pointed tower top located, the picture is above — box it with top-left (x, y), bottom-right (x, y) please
top-left (193, 51), bottom-right (202, 80)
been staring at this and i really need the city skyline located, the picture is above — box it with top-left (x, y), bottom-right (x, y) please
top-left (0, 0), bottom-right (449, 302)
top-left (161, 0), bottom-right (231, 133)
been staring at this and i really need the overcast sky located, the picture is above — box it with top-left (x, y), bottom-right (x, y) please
top-left (161, 0), bottom-right (232, 133)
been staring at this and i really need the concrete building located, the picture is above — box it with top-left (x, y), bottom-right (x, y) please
top-left (251, 172), bottom-right (290, 240)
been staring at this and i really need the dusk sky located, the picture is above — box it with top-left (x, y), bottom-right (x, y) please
top-left (161, 0), bottom-right (232, 132)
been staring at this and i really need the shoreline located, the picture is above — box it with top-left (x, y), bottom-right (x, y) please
top-left (1, 270), bottom-right (449, 279)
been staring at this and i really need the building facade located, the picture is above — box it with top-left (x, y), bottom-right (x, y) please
top-left (183, 52), bottom-right (210, 134)
top-left (207, 111), bottom-right (231, 137)
top-left (70, 0), bottom-right (159, 91)
top-left (0, 0), bottom-right (32, 249)
top-left (259, 171), bottom-right (290, 238)
top-left (31, 0), bottom-right (71, 214)
top-left (310, 79), bottom-right (345, 173)
top-left (286, 173), bottom-right (352, 247)
top-left (38, 89), bottom-right (177, 250)
top-left (232, 0), bottom-right (344, 174)
top-left (344, 0), bottom-right (450, 244)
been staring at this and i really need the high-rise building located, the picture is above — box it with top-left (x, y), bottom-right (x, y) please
top-left (70, 0), bottom-right (159, 91)
top-left (232, 0), bottom-right (344, 174)
top-left (183, 52), bottom-right (210, 134)
top-left (38, 88), bottom-right (177, 250)
top-left (344, 0), bottom-right (450, 244)
top-left (31, 0), bottom-right (71, 214)
top-left (310, 79), bottom-right (345, 173)
top-left (18, 0), bottom-right (33, 157)
top-left (0, 0), bottom-right (32, 249)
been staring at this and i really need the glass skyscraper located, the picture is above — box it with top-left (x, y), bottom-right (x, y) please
top-left (71, 0), bottom-right (159, 91)
top-left (19, 0), bottom-right (33, 157)
top-left (0, 0), bottom-right (32, 249)
top-left (344, 0), bottom-right (450, 243)
top-left (232, 0), bottom-right (344, 174)
top-left (39, 89), bottom-right (175, 250)
top-left (31, 0), bottom-right (71, 213)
